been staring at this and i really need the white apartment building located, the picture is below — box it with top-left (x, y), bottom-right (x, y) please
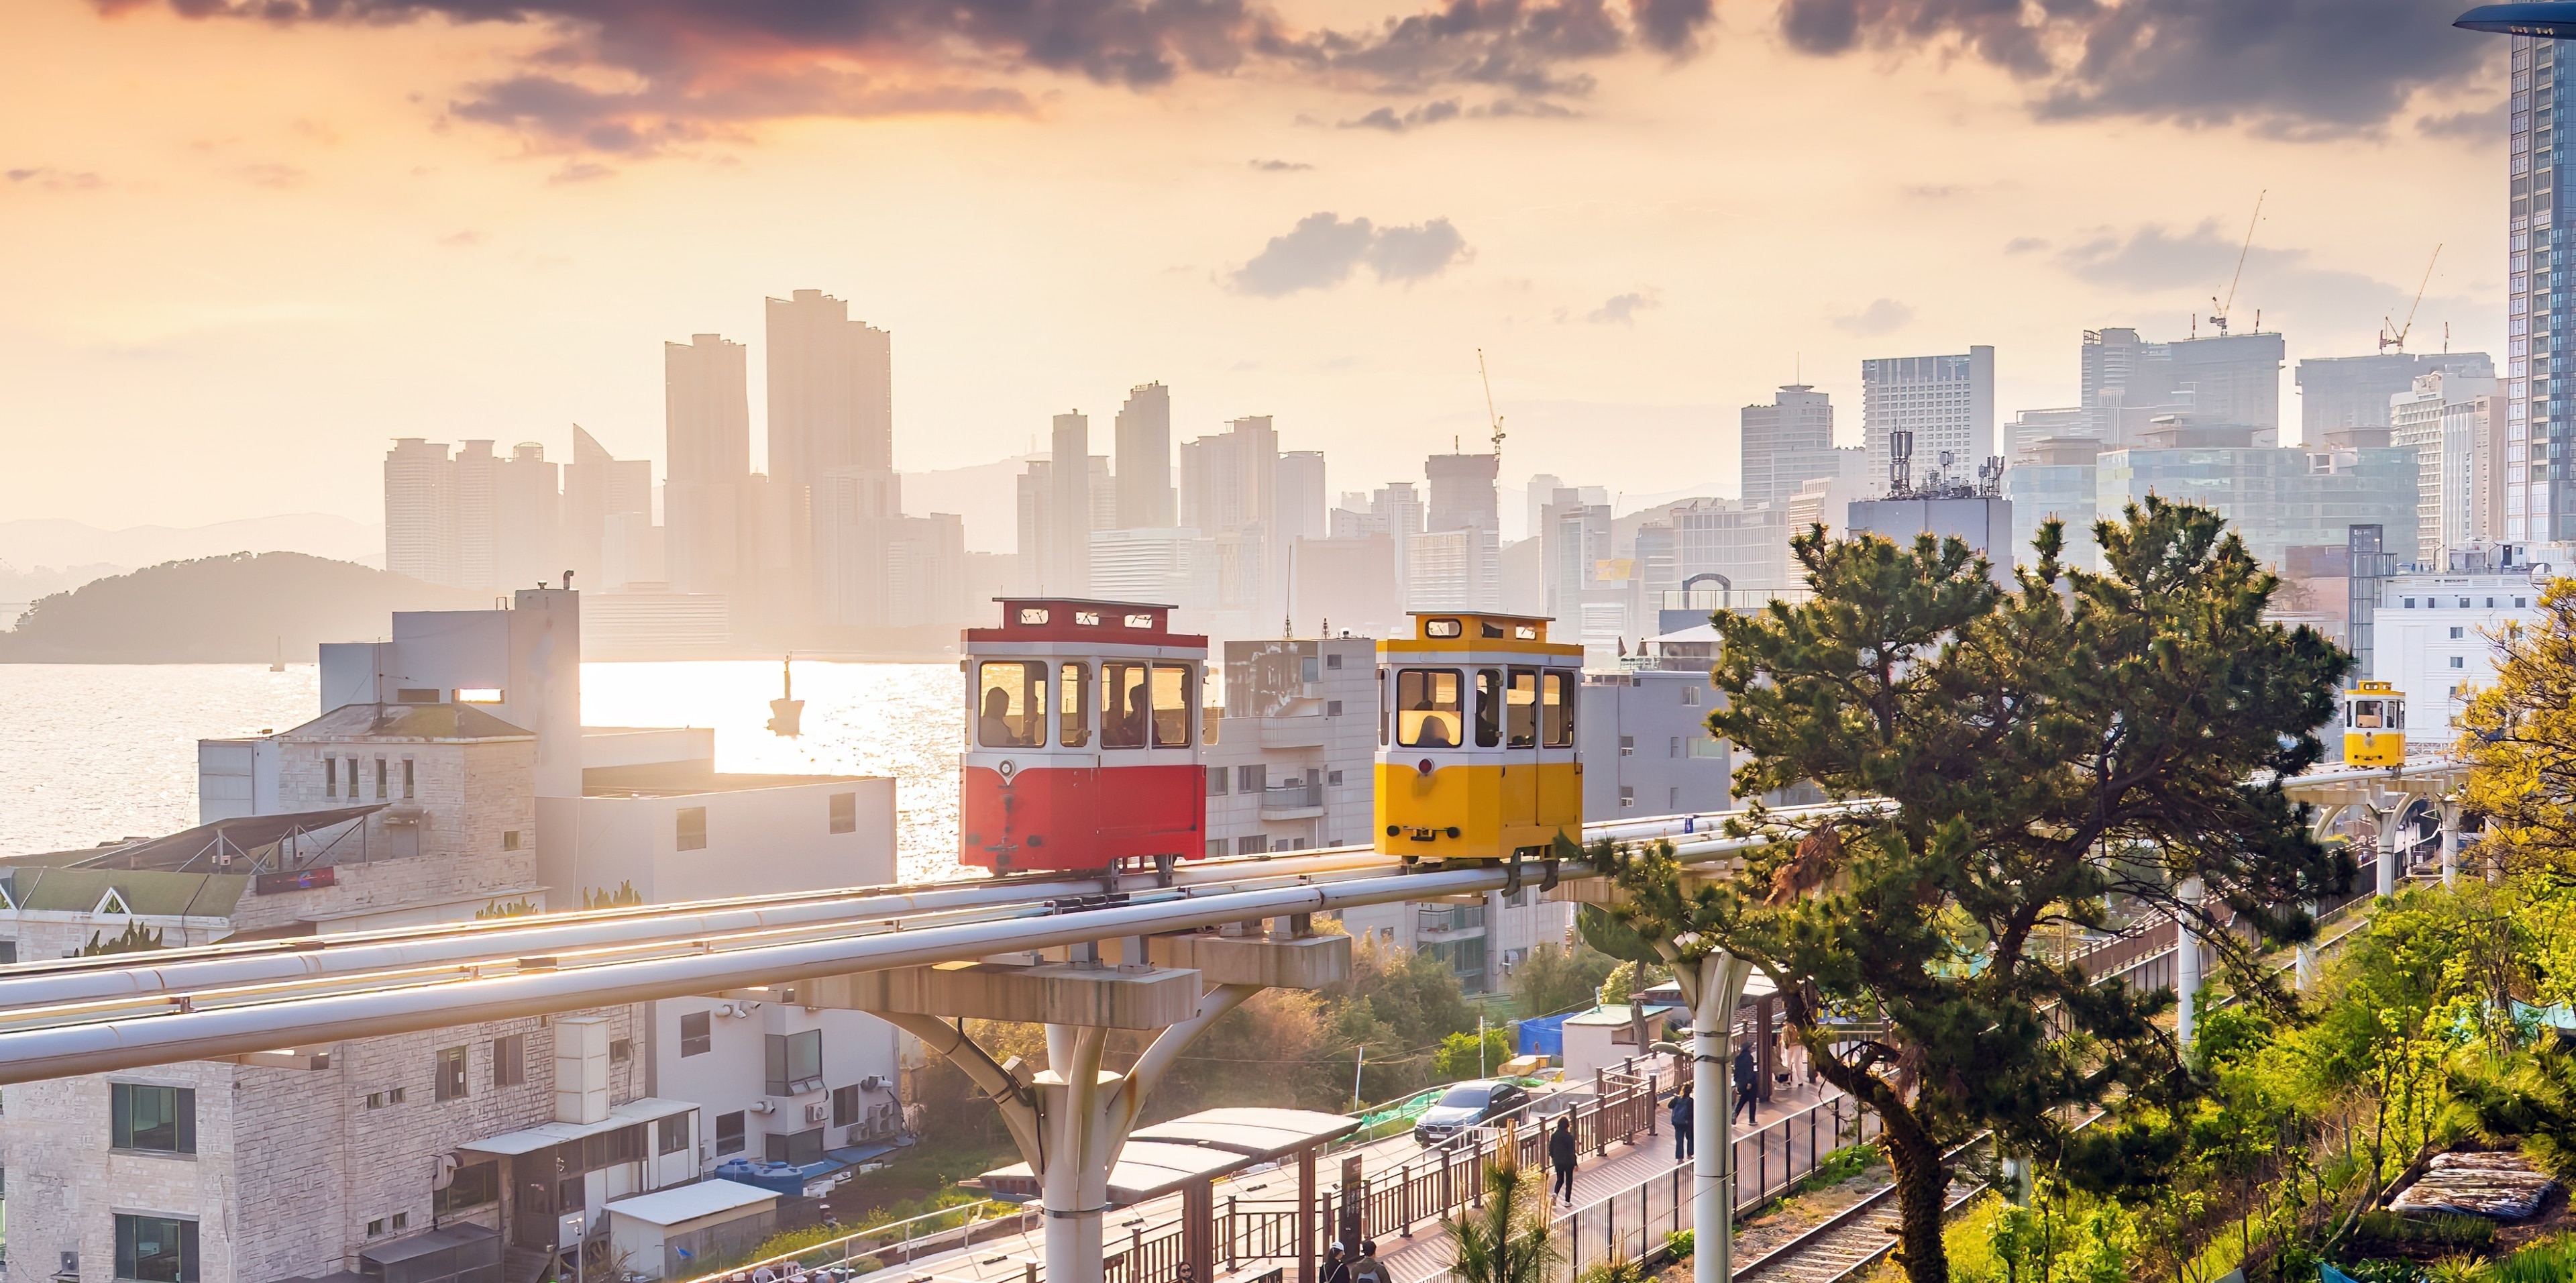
top-left (2391, 369), bottom-right (2501, 564)
top-left (1578, 666), bottom-right (1731, 819)
top-left (1862, 347), bottom-right (1996, 495)
top-left (2371, 550), bottom-right (2568, 740)
top-left (1202, 635), bottom-right (1572, 994)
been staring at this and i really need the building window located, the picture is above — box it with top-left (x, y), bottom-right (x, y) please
top-left (2451, 656), bottom-right (2468, 668)
top-left (394, 688), bottom-right (439, 704)
top-left (680, 1012), bottom-right (712, 1057)
top-left (346, 758), bottom-right (360, 798)
top-left (833, 1084), bottom-right (861, 1128)
top-left (1237, 765), bottom-right (1266, 794)
top-left (676, 807), bottom-right (708, 852)
top-left (492, 1034), bottom-right (525, 1088)
top-left (1326, 653), bottom-right (1343, 669)
top-left (658, 1114), bottom-right (691, 1156)
top-left (434, 1161), bottom-right (498, 1215)
top-left (1669, 736), bottom-right (1681, 758)
top-left (714, 1111), bottom-right (746, 1156)
top-left (828, 793), bottom-right (857, 835)
top-left (402, 758), bottom-right (415, 799)
top-left (374, 757), bottom-right (388, 800)
top-left (1681, 686), bottom-right (1700, 707)
top-left (1205, 839), bottom-right (1226, 858)
top-left (1619, 786), bottom-right (1635, 808)
top-left (502, 831), bottom-right (521, 852)
top-left (1619, 735), bottom-right (1635, 756)
top-left (1206, 768), bottom-right (1228, 797)
top-left (364, 1088), bottom-right (405, 1109)
top-left (2451, 627), bottom-right (2467, 639)
top-left (2404, 597), bottom-right (2416, 609)
top-left (434, 1046), bottom-right (468, 1101)
top-left (765, 1127), bottom-right (826, 1167)
top-left (366, 1219), bottom-right (385, 1238)
top-left (2461, 597), bottom-right (2473, 609)
top-left (610, 1039), bottom-right (631, 1064)
top-left (324, 756), bottom-right (337, 798)
top-left (113, 1215), bottom-right (196, 1283)
top-left (0, 941), bottom-right (16, 964)
top-left (2520, 597), bottom-right (2530, 608)
top-left (1237, 835), bottom-right (1269, 856)
top-left (1326, 700), bottom-right (1344, 717)
top-left (110, 1084), bottom-right (195, 1154)
top-left (1669, 787), bottom-right (1681, 809)
top-left (764, 1030), bottom-right (824, 1096)
top-left (1327, 770), bottom-right (1344, 786)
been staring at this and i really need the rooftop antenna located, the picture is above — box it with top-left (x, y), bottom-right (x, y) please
top-left (1477, 348), bottom-right (1507, 462)
top-left (2208, 189), bottom-right (2266, 338)
top-left (2379, 244), bottom-right (2443, 354)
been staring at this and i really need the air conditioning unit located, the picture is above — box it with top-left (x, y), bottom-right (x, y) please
top-left (747, 1100), bottom-right (776, 1115)
top-left (803, 1102), bottom-right (830, 1125)
top-left (859, 1075), bottom-right (887, 1092)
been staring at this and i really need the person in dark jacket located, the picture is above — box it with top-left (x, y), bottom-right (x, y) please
top-left (1732, 1043), bottom-right (1760, 1124)
top-left (1321, 1243), bottom-right (1350, 1283)
top-left (1548, 1115), bottom-right (1578, 1204)
top-left (1668, 1085), bottom-right (1694, 1161)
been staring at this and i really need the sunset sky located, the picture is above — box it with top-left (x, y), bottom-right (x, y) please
top-left (0, 0), bottom-right (2518, 545)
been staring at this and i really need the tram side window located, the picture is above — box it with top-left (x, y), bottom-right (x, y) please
top-left (1474, 670), bottom-right (1503, 748)
top-left (1542, 672), bottom-right (1575, 747)
top-left (977, 662), bottom-right (1047, 748)
top-left (1059, 662), bottom-right (1091, 747)
top-left (1152, 664), bottom-right (1193, 747)
top-left (1104, 662), bottom-right (1149, 748)
top-left (2349, 699), bottom-right (2381, 729)
top-left (1505, 668), bottom-right (1539, 748)
top-left (1397, 669), bottom-right (1464, 748)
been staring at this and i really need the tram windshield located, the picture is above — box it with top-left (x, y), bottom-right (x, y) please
top-left (1542, 672), bottom-right (1574, 747)
top-left (977, 662), bottom-right (1047, 748)
top-left (2347, 699), bottom-right (2404, 730)
top-left (1059, 662), bottom-right (1090, 747)
top-left (1104, 662), bottom-right (1149, 748)
top-left (1398, 669), bottom-right (1464, 748)
top-left (1506, 668), bottom-right (1539, 748)
top-left (1152, 664), bottom-right (1193, 747)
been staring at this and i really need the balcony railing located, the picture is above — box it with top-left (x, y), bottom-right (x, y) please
top-left (1258, 780), bottom-right (1324, 812)
top-left (1416, 903), bottom-right (1486, 935)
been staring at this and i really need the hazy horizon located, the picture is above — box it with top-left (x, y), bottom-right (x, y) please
top-left (1, 0), bottom-right (2511, 530)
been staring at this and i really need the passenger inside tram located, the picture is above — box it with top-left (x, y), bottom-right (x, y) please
top-left (1397, 668), bottom-right (1462, 748)
top-left (1105, 662), bottom-right (1148, 748)
top-left (979, 662), bottom-right (1046, 748)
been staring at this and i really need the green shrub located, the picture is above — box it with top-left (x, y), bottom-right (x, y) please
top-left (1662, 1229), bottom-right (1692, 1260)
top-left (2496, 1233), bottom-right (2576, 1283)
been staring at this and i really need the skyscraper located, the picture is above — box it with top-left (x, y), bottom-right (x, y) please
top-left (1114, 382), bottom-right (1175, 529)
top-left (2296, 352), bottom-right (2497, 444)
top-left (1277, 450), bottom-right (1329, 544)
top-left (664, 333), bottom-right (750, 596)
top-left (767, 289), bottom-right (894, 610)
top-left (1424, 452), bottom-right (1501, 534)
top-left (562, 425), bottom-right (653, 588)
top-left (384, 438), bottom-right (457, 586)
top-left (1739, 384), bottom-right (1836, 508)
top-left (1862, 347), bottom-right (1994, 494)
top-left (2082, 328), bottom-right (2288, 446)
top-left (1046, 412), bottom-right (1092, 595)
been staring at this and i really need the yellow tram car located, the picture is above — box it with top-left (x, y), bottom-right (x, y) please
top-left (2343, 680), bottom-right (2408, 768)
top-left (1375, 611), bottom-right (1585, 868)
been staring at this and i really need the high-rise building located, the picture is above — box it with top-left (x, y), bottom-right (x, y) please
top-left (664, 333), bottom-right (751, 597)
top-left (1540, 488), bottom-right (1613, 621)
top-left (1523, 474), bottom-right (1564, 543)
top-left (1862, 347), bottom-right (1995, 495)
top-left (1425, 452), bottom-right (1501, 534)
top-left (1044, 413), bottom-right (1093, 595)
top-left (767, 289), bottom-right (894, 613)
top-left (1740, 384), bottom-right (1837, 509)
top-left (563, 426), bottom-right (653, 588)
top-left (2082, 328), bottom-right (2288, 447)
top-left (1114, 382), bottom-right (1176, 529)
top-left (1179, 416), bottom-right (1283, 618)
top-left (1279, 450), bottom-right (1329, 544)
top-left (2097, 424), bottom-right (2418, 567)
top-left (2006, 407), bottom-right (2088, 461)
top-left (2391, 368), bottom-right (2500, 562)
top-left (2504, 38), bottom-right (2553, 542)
top-left (2003, 436), bottom-right (2102, 570)
top-left (384, 438), bottom-right (457, 586)
top-left (2296, 352), bottom-right (2497, 444)
top-left (493, 443), bottom-right (560, 590)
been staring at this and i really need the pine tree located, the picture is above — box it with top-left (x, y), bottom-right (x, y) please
top-left (1604, 497), bottom-right (2351, 1282)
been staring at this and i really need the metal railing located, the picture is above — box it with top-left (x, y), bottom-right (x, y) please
top-left (672, 1198), bottom-right (1027, 1283)
top-left (1262, 780), bottom-right (1326, 811)
top-left (1415, 905), bottom-right (1487, 935)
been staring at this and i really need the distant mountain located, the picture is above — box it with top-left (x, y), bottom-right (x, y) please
top-left (0, 553), bottom-right (486, 663)
top-left (0, 514), bottom-right (382, 574)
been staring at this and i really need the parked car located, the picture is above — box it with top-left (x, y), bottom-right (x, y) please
top-left (1412, 1079), bottom-right (1532, 1148)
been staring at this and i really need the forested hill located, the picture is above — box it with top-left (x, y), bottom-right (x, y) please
top-left (0, 552), bottom-right (487, 663)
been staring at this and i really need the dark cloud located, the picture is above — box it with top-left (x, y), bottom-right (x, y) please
top-left (1778, 0), bottom-right (2502, 136)
top-left (1337, 95), bottom-right (1571, 129)
top-left (1250, 158), bottom-right (1314, 170)
top-left (103, 0), bottom-right (1703, 152)
top-left (1830, 297), bottom-right (1915, 336)
top-left (2417, 103), bottom-right (2504, 140)
top-left (2004, 235), bottom-right (2049, 253)
top-left (1586, 291), bottom-right (1656, 324)
top-left (1228, 211), bottom-right (1468, 296)
top-left (6, 167), bottom-right (106, 190)
top-left (2055, 219), bottom-right (2471, 331)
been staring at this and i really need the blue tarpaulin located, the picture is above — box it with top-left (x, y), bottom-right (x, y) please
top-left (1515, 1013), bottom-right (1569, 1059)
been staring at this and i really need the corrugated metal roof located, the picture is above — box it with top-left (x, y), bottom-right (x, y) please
top-left (605, 1180), bottom-right (778, 1228)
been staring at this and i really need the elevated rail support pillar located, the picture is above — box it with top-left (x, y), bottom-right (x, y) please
top-left (2176, 878), bottom-right (2202, 1053)
top-left (2440, 801), bottom-right (2463, 887)
top-left (1679, 950), bottom-right (1753, 1283)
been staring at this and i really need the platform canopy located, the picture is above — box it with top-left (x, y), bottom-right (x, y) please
top-left (1127, 1107), bottom-right (1361, 1161)
top-left (977, 1107), bottom-right (1360, 1206)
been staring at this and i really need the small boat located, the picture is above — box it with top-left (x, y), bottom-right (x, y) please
top-left (767, 654), bottom-right (804, 737)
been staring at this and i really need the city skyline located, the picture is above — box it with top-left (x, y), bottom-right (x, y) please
top-left (0, 0), bottom-right (2516, 530)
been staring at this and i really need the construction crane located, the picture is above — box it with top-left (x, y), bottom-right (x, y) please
top-left (1478, 348), bottom-right (1507, 461)
top-left (2380, 245), bottom-right (2444, 354)
top-left (2209, 190), bottom-right (2267, 337)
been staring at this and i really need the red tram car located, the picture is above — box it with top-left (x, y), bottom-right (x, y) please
top-left (958, 599), bottom-right (1208, 875)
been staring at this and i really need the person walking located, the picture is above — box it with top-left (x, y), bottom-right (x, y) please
top-left (1548, 1115), bottom-right (1578, 1205)
top-left (1668, 1084), bottom-right (1695, 1162)
top-left (1348, 1242), bottom-right (1389, 1283)
top-left (1732, 1042), bottom-right (1760, 1125)
top-left (1322, 1243), bottom-right (1350, 1283)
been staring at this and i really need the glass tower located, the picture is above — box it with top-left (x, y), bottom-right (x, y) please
top-left (2511, 37), bottom-right (2555, 541)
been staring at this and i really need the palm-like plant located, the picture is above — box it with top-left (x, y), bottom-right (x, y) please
top-left (1446, 1155), bottom-right (1562, 1283)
